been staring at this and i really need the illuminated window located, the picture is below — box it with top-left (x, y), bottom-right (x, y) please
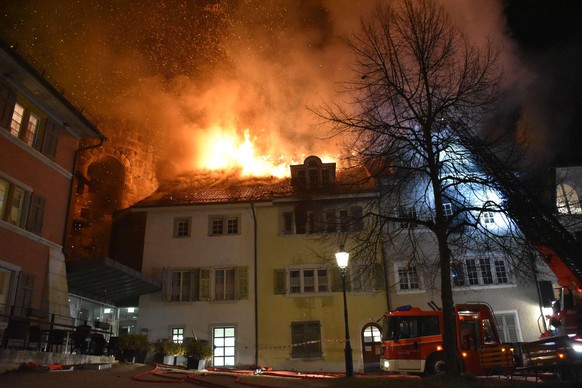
top-left (557, 183), bottom-right (582, 214)
top-left (9, 103), bottom-right (24, 137)
top-left (213, 326), bottom-right (234, 366)
top-left (362, 324), bottom-right (381, 344)
top-left (209, 215), bottom-right (239, 236)
top-left (173, 217), bottom-right (191, 238)
top-left (171, 328), bottom-right (184, 343)
top-left (443, 203), bottom-right (453, 217)
top-left (23, 112), bottom-right (39, 146)
top-left (291, 321), bottom-right (321, 359)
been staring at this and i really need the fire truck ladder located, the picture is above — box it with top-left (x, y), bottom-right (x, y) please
top-left (455, 125), bottom-right (582, 289)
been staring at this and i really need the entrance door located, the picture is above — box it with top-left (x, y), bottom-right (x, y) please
top-left (361, 323), bottom-right (382, 373)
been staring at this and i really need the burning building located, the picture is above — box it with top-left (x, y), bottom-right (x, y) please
top-left (129, 155), bottom-right (385, 372)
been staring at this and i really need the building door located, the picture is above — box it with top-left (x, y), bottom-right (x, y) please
top-left (361, 323), bottom-right (382, 373)
top-left (213, 326), bottom-right (235, 367)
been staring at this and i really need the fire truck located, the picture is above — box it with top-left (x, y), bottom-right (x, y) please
top-left (380, 303), bottom-right (514, 376)
top-left (380, 125), bottom-right (582, 378)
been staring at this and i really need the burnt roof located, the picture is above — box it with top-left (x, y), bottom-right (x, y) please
top-left (133, 165), bottom-right (377, 208)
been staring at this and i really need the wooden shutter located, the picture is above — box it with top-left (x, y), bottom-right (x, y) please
top-left (26, 194), bottom-right (45, 234)
top-left (190, 269), bottom-right (200, 301)
top-left (236, 267), bottom-right (248, 300)
top-left (161, 268), bottom-right (170, 302)
top-left (199, 269), bottom-right (210, 300)
top-left (40, 118), bottom-right (60, 159)
top-left (0, 81), bottom-right (16, 130)
top-left (274, 269), bottom-right (286, 294)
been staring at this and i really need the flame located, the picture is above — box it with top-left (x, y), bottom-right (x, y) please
top-left (195, 127), bottom-right (337, 178)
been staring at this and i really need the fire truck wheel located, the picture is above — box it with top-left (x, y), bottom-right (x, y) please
top-left (425, 352), bottom-right (446, 375)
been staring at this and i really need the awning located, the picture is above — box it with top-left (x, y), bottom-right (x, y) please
top-left (66, 257), bottom-right (161, 306)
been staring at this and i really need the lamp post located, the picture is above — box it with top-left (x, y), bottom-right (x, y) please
top-left (335, 245), bottom-right (354, 377)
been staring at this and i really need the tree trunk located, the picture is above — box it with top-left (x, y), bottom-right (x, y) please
top-left (438, 235), bottom-right (460, 375)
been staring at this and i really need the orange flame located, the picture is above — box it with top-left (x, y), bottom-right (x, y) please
top-left (195, 128), bottom-right (337, 178)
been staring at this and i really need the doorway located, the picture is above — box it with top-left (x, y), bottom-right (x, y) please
top-left (361, 322), bottom-right (382, 373)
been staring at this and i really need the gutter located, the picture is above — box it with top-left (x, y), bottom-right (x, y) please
top-left (62, 135), bottom-right (107, 250)
top-left (251, 202), bottom-right (259, 367)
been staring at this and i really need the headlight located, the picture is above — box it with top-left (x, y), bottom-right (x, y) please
top-left (572, 344), bottom-right (582, 353)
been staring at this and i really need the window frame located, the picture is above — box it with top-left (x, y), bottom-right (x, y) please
top-left (208, 215), bottom-right (240, 236)
top-left (173, 216), bottom-right (192, 238)
top-left (0, 177), bottom-right (38, 230)
top-left (452, 255), bottom-right (513, 289)
top-left (165, 266), bottom-right (248, 303)
top-left (286, 266), bottom-right (330, 296)
top-left (291, 321), bottom-right (322, 359)
top-left (394, 262), bottom-right (424, 294)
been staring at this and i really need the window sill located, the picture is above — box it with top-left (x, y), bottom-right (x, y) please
top-left (452, 283), bottom-right (516, 291)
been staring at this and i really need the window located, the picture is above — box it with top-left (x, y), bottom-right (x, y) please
top-left (288, 267), bottom-right (329, 295)
top-left (443, 203), bottom-right (453, 217)
top-left (362, 324), bottom-right (381, 343)
top-left (495, 312), bottom-right (521, 343)
top-left (173, 217), bottom-right (191, 238)
top-left (8, 102), bottom-right (42, 147)
top-left (0, 177), bottom-right (44, 232)
top-left (9, 103), bottom-right (24, 137)
top-left (285, 206), bottom-right (363, 235)
top-left (452, 256), bottom-right (512, 288)
top-left (291, 321), bottom-right (322, 358)
top-left (214, 268), bottom-right (236, 301)
top-left (396, 264), bottom-right (421, 292)
top-left (23, 112), bottom-right (39, 146)
top-left (482, 211), bottom-right (495, 224)
top-left (399, 206), bottom-right (417, 229)
top-left (382, 315), bottom-right (440, 341)
top-left (165, 267), bottom-right (248, 302)
top-left (213, 326), bottom-right (234, 366)
top-left (282, 211), bottom-right (294, 234)
top-left (209, 215), bottom-right (239, 236)
top-left (172, 328), bottom-right (184, 343)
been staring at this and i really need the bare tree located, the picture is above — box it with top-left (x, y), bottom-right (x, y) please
top-left (315, 0), bottom-right (523, 376)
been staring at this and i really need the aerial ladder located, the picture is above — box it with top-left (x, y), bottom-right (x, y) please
top-left (455, 126), bottom-right (582, 296)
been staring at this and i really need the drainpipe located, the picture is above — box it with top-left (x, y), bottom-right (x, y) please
top-left (251, 202), bottom-right (258, 367)
top-left (62, 135), bottom-right (107, 251)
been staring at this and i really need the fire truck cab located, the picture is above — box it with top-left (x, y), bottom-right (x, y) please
top-left (380, 303), bottom-right (511, 375)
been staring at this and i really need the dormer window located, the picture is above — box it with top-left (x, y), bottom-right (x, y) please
top-left (290, 156), bottom-right (336, 188)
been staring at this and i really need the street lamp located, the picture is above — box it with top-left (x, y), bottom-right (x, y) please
top-left (335, 244), bottom-right (354, 377)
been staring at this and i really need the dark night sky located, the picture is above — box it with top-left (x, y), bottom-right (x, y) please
top-left (1, 0), bottom-right (581, 168)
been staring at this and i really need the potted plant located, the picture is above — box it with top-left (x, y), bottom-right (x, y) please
top-left (117, 333), bottom-right (151, 363)
top-left (185, 340), bottom-right (213, 370)
top-left (152, 339), bottom-right (186, 365)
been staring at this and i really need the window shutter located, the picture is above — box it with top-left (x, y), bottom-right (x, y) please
top-left (161, 268), bottom-right (170, 302)
top-left (199, 269), bottom-right (210, 300)
top-left (26, 194), bottom-right (45, 234)
top-left (14, 272), bottom-right (35, 316)
top-left (41, 119), bottom-right (60, 159)
top-left (190, 269), bottom-right (200, 301)
top-left (0, 82), bottom-right (16, 129)
top-left (274, 269), bottom-right (286, 294)
top-left (237, 267), bottom-right (248, 300)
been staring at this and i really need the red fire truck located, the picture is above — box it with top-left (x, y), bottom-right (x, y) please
top-left (379, 303), bottom-right (514, 376)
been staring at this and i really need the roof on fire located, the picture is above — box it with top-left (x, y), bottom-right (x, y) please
top-left (132, 163), bottom-right (377, 208)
